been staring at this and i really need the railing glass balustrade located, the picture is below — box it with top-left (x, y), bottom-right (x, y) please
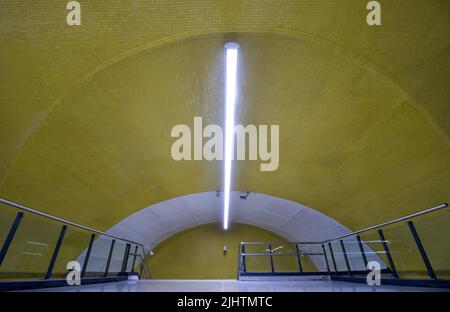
top-left (238, 203), bottom-right (449, 287)
top-left (0, 198), bottom-right (149, 282)
top-left (1, 197), bottom-right (448, 288)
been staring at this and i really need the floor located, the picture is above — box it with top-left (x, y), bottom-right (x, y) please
top-left (26, 279), bottom-right (449, 292)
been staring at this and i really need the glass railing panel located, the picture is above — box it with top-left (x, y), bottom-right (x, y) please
top-left (140, 248), bottom-right (153, 279)
top-left (271, 243), bottom-right (299, 272)
top-left (125, 245), bottom-right (139, 273)
top-left (243, 243), bottom-right (272, 272)
top-left (244, 255), bottom-right (271, 272)
top-left (328, 241), bottom-right (348, 272)
top-left (298, 244), bottom-right (322, 272)
top-left (0, 203), bottom-right (24, 281)
top-left (84, 236), bottom-right (115, 276)
top-left (412, 209), bottom-right (450, 279)
top-left (271, 254), bottom-right (299, 272)
top-left (323, 243), bottom-right (335, 272)
top-left (382, 222), bottom-right (428, 279)
top-left (0, 211), bottom-right (62, 280)
top-left (0, 202), bottom-right (21, 257)
top-left (134, 246), bottom-right (146, 276)
top-left (0, 200), bottom-right (145, 283)
top-left (51, 227), bottom-right (91, 279)
top-left (270, 243), bottom-right (296, 255)
top-left (340, 237), bottom-right (366, 271)
top-left (108, 240), bottom-right (127, 274)
top-left (243, 243), bottom-right (268, 255)
top-left (358, 232), bottom-right (388, 271)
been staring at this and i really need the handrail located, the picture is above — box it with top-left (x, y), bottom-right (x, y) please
top-left (242, 252), bottom-right (324, 256)
top-left (328, 202), bottom-right (448, 242)
top-left (0, 197), bottom-right (145, 248)
top-left (240, 202), bottom-right (448, 245)
top-left (237, 202), bottom-right (449, 287)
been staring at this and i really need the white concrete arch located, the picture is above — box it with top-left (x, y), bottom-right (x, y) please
top-left (95, 191), bottom-right (385, 271)
top-left (105, 191), bottom-right (347, 249)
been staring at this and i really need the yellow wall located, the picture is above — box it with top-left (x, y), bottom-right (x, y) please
top-left (0, 1), bottom-right (449, 279)
top-left (147, 223), bottom-right (316, 279)
top-left (0, 1), bottom-right (448, 233)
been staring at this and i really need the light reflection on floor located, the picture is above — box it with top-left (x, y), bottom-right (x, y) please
top-left (25, 279), bottom-right (449, 292)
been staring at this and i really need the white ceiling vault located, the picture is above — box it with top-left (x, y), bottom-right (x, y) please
top-left (105, 191), bottom-right (353, 250)
top-left (90, 191), bottom-right (385, 272)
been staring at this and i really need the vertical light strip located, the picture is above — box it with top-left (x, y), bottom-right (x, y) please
top-left (223, 42), bottom-right (239, 230)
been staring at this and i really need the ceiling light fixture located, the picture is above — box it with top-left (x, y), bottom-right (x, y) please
top-left (223, 42), bottom-right (239, 230)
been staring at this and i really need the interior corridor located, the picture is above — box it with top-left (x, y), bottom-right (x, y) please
top-left (0, 1), bottom-right (449, 293)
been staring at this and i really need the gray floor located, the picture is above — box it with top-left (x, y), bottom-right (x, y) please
top-left (26, 279), bottom-right (449, 292)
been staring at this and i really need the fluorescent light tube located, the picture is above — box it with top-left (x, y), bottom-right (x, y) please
top-left (223, 42), bottom-right (239, 230)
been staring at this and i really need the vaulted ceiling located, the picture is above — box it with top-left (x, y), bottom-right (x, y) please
top-left (0, 1), bottom-right (449, 235)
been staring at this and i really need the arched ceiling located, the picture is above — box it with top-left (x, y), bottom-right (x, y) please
top-left (105, 191), bottom-right (353, 250)
top-left (94, 191), bottom-right (385, 272)
top-left (0, 1), bottom-right (449, 234)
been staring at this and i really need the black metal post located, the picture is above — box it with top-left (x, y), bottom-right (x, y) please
top-left (328, 242), bottom-right (338, 272)
top-left (104, 239), bottom-right (115, 277)
top-left (340, 240), bottom-right (352, 275)
top-left (139, 245), bottom-right (146, 278)
top-left (237, 244), bottom-right (242, 279)
top-left (81, 234), bottom-right (96, 277)
top-left (241, 244), bottom-right (246, 273)
top-left (121, 243), bottom-right (131, 273)
top-left (407, 221), bottom-right (436, 279)
top-left (378, 229), bottom-right (399, 278)
top-left (268, 244), bottom-right (275, 273)
top-left (131, 245), bottom-right (138, 272)
top-left (139, 255), bottom-right (143, 277)
top-left (295, 244), bottom-right (303, 272)
top-left (321, 244), bottom-right (331, 273)
top-left (45, 225), bottom-right (67, 279)
top-left (357, 235), bottom-right (368, 267)
top-left (0, 212), bottom-right (24, 268)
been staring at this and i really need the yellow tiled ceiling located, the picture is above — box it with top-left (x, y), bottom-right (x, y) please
top-left (0, 1), bottom-right (449, 233)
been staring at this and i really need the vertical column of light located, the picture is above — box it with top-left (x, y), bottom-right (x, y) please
top-left (223, 42), bottom-right (239, 230)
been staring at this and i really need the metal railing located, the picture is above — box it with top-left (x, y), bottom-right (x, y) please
top-left (238, 202), bottom-right (450, 288)
top-left (0, 197), bottom-right (149, 283)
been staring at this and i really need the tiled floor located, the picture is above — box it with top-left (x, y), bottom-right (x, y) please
top-left (27, 279), bottom-right (449, 292)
